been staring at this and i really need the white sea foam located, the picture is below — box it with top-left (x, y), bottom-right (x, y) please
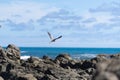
top-left (72, 54), bottom-right (97, 59)
top-left (21, 51), bottom-right (28, 53)
top-left (21, 55), bottom-right (30, 60)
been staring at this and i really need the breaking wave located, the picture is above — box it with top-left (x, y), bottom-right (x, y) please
top-left (21, 55), bottom-right (30, 60)
top-left (21, 51), bottom-right (28, 54)
top-left (72, 53), bottom-right (97, 60)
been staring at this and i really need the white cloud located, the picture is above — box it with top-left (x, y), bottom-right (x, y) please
top-left (0, 1), bottom-right (60, 23)
top-left (0, 0), bottom-right (120, 47)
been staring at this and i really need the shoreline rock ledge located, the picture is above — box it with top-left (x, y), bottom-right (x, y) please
top-left (0, 44), bottom-right (120, 80)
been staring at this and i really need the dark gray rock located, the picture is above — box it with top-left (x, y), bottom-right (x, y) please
top-left (80, 60), bottom-right (95, 70)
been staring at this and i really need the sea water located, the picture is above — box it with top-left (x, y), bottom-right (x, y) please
top-left (20, 47), bottom-right (120, 60)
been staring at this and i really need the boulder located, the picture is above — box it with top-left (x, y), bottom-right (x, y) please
top-left (55, 54), bottom-right (73, 68)
top-left (55, 54), bottom-right (72, 61)
top-left (27, 56), bottom-right (41, 63)
top-left (91, 54), bottom-right (108, 63)
top-left (6, 44), bottom-right (20, 59)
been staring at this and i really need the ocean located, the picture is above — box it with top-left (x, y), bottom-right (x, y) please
top-left (20, 47), bottom-right (120, 60)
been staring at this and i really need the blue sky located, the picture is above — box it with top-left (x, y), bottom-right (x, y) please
top-left (0, 0), bottom-right (120, 47)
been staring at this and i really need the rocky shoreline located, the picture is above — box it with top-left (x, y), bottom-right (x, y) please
top-left (0, 44), bottom-right (120, 80)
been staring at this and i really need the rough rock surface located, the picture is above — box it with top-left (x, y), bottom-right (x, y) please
top-left (0, 44), bottom-right (120, 80)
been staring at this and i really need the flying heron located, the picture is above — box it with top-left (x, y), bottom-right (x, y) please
top-left (47, 32), bottom-right (62, 43)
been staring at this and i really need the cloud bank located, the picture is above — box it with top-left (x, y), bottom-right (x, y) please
top-left (0, 0), bottom-right (120, 47)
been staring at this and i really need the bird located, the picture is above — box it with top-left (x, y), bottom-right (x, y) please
top-left (47, 32), bottom-right (62, 43)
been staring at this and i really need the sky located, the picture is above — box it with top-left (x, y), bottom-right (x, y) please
top-left (0, 0), bottom-right (120, 47)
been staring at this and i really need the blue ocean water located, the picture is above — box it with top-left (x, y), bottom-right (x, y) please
top-left (20, 47), bottom-right (120, 59)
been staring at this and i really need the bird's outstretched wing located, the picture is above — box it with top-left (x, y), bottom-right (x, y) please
top-left (47, 32), bottom-right (53, 40)
top-left (54, 35), bottom-right (62, 41)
